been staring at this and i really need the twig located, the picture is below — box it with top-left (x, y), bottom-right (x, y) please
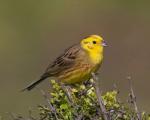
top-left (28, 108), bottom-right (37, 120)
top-left (40, 89), bottom-right (58, 120)
top-left (8, 112), bottom-right (25, 120)
top-left (127, 76), bottom-right (141, 120)
top-left (75, 114), bottom-right (83, 120)
top-left (60, 83), bottom-right (74, 106)
top-left (9, 113), bottom-right (19, 120)
top-left (91, 73), bottom-right (110, 120)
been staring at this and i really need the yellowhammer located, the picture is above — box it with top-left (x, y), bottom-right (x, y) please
top-left (23, 35), bottom-right (107, 91)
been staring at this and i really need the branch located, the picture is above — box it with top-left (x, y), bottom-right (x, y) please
top-left (60, 83), bottom-right (74, 106)
top-left (8, 112), bottom-right (25, 120)
top-left (91, 73), bottom-right (110, 120)
top-left (40, 89), bottom-right (59, 120)
top-left (127, 76), bottom-right (141, 120)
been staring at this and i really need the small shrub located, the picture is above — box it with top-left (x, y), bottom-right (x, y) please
top-left (4, 79), bottom-right (150, 120)
top-left (37, 79), bottom-right (150, 120)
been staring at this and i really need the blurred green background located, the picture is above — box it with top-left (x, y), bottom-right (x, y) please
top-left (0, 0), bottom-right (150, 118)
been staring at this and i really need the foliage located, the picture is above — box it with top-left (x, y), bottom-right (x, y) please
top-left (38, 79), bottom-right (149, 120)
top-left (5, 79), bottom-right (150, 120)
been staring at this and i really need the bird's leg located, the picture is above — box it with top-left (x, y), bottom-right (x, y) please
top-left (78, 79), bottom-right (93, 97)
top-left (83, 79), bottom-right (92, 86)
top-left (60, 83), bottom-right (74, 106)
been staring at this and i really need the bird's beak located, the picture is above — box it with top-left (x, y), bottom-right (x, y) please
top-left (102, 40), bottom-right (107, 47)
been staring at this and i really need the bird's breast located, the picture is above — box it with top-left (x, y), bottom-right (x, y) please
top-left (58, 62), bottom-right (99, 84)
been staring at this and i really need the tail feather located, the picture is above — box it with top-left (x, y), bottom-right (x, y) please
top-left (22, 76), bottom-right (47, 91)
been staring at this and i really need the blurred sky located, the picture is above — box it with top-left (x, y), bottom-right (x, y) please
top-left (0, 0), bottom-right (150, 119)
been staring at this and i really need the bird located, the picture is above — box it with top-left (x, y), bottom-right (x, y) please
top-left (22, 35), bottom-right (107, 91)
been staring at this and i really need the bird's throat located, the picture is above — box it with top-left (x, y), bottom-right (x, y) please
top-left (89, 51), bottom-right (103, 65)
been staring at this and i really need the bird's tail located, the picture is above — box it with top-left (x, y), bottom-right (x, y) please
top-left (22, 76), bottom-right (48, 91)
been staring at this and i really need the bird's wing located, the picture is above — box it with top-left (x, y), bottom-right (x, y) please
top-left (41, 44), bottom-right (81, 78)
top-left (22, 44), bottom-right (81, 91)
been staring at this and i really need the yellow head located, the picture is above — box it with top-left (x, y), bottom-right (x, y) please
top-left (80, 35), bottom-right (107, 64)
top-left (81, 35), bottom-right (107, 53)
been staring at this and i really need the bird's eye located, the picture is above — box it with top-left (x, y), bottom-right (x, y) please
top-left (93, 41), bottom-right (96, 44)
